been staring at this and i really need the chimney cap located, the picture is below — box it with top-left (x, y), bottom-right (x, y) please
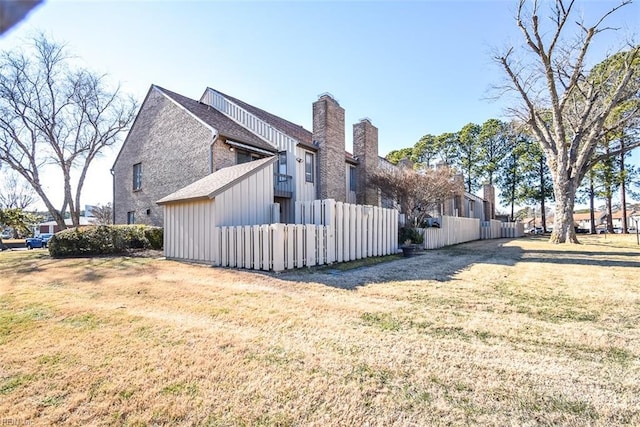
top-left (317, 92), bottom-right (339, 104)
top-left (359, 117), bottom-right (372, 124)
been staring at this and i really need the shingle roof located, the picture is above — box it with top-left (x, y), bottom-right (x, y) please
top-left (155, 86), bottom-right (277, 153)
top-left (210, 88), bottom-right (315, 149)
top-left (157, 157), bottom-right (277, 205)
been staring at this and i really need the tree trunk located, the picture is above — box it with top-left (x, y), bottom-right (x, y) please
top-left (589, 176), bottom-right (596, 234)
top-left (539, 157), bottom-right (546, 232)
top-left (620, 138), bottom-right (628, 233)
top-left (606, 195), bottom-right (614, 233)
top-left (550, 176), bottom-right (579, 243)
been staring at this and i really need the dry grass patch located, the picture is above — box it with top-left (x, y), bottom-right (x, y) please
top-left (0, 235), bottom-right (639, 426)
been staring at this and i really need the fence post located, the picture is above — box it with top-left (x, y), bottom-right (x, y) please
top-left (295, 224), bottom-right (305, 268)
top-left (285, 224), bottom-right (294, 269)
top-left (306, 226), bottom-right (317, 266)
top-left (324, 200), bottom-right (336, 264)
top-left (336, 202), bottom-right (344, 263)
top-left (253, 225), bottom-right (261, 270)
top-left (348, 204), bottom-right (356, 260)
top-left (272, 223), bottom-right (285, 272)
top-left (313, 200), bottom-right (322, 225)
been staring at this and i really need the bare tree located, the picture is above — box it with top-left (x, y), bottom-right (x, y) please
top-left (91, 203), bottom-right (113, 225)
top-left (369, 164), bottom-right (464, 227)
top-left (0, 33), bottom-right (137, 231)
top-left (0, 169), bottom-right (37, 209)
top-left (495, 0), bottom-right (639, 243)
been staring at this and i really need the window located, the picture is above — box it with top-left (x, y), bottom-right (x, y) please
top-left (277, 151), bottom-right (288, 182)
top-left (127, 211), bottom-right (135, 224)
top-left (237, 149), bottom-right (261, 164)
top-left (278, 151), bottom-right (287, 175)
top-left (133, 163), bottom-right (142, 191)
top-left (305, 152), bottom-right (314, 183)
top-left (349, 166), bottom-right (356, 192)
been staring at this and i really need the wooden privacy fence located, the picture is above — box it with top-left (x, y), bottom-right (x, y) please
top-left (480, 219), bottom-right (525, 239)
top-left (422, 216), bottom-right (480, 250)
top-left (500, 221), bottom-right (525, 238)
top-left (215, 224), bottom-right (328, 271)
top-left (214, 199), bottom-right (398, 271)
top-left (480, 219), bottom-right (502, 239)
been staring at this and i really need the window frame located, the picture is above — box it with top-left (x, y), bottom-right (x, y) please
top-left (132, 163), bottom-right (142, 191)
top-left (349, 166), bottom-right (356, 192)
top-left (127, 211), bottom-right (135, 225)
top-left (305, 152), bottom-right (314, 183)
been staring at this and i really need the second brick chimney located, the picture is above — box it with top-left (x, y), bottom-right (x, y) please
top-left (313, 94), bottom-right (346, 202)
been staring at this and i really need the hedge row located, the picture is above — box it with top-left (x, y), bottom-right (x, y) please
top-left (48, 225), bottom-right (163, 258)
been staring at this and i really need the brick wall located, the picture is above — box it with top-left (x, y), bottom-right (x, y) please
top-left (112, 88), bottom-right (214, 226)
top-left (312, 94), bottom-right (346, 202)
top-left (353, 119), bottom-right (380, 206)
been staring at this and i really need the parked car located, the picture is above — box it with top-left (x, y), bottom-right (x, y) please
top-left (527, 227), bottom-right (543, 235)
top-left (25, 233), bottom-right (54, 249)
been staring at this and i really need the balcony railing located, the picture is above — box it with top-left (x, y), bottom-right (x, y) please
top-left (274, 174), bottom-right (293, 198)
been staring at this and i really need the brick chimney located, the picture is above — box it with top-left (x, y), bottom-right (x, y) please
top-left (313, 94), bottom-right (346, 202)
top-left (483, 183), bottom-right (496, 220)
top-left (353, 118), bottom-right (379, 206)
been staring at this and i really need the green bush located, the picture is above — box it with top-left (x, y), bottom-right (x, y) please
top-left (48, 225), bottom-right (163, 258)
top-left (398, 227), bottom-right (424, 245)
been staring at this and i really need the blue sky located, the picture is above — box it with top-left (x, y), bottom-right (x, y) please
top-left (1, 0), bottom-right (638, 210)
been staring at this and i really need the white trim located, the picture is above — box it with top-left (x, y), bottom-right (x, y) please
top-left (226, 139), bottom-right (276, 156)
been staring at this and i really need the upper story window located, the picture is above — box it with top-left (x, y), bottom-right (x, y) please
top-left (349, 166), bottom-right (356, 192)
top-left (133, 163), bottom-right (142, 191)
top-left (305, 152), bottom-right (314, 183)
top-left (278, 152), bottom-right (287, 175)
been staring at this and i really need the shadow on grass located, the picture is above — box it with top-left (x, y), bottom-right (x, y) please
top-left (270, 237), bottom-right (639, 290)
top-left (518, 249), bottom-right (640, 268)
top-left (272, 239), bottom-right (524, 290)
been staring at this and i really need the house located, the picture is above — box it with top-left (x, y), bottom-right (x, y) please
top-left (113, 85), bottom-right (498, 230)
top-left (37, 217), bottom-right (96, 234)
top-left (112, 86), bottom-right (386, 226)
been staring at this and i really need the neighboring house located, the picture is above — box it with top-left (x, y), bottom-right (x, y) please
top-left (37, 217), bottom-right (96, 234)
top-left (113, 86), bottom-right (385, 226)
top-left (573, 211), bottom-right (603, 231)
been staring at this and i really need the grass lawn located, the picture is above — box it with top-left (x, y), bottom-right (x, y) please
top-left (1, 235), bottom-right (639, 426)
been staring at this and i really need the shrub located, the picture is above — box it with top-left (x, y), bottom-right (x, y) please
top-left (398, 227), bottom-right (424, 245)
top-left (48, 225), bottom-right (163, 258)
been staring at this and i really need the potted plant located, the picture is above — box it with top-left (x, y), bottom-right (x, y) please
top-left (399, 227), bottom-right (423, 257)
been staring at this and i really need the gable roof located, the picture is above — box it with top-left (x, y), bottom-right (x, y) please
top-left (156, 156), bottom-right (277, 205)
top-left (210, 88), bottom-right (315, 149)
top-left (155, 86), bottom-right (277, 153)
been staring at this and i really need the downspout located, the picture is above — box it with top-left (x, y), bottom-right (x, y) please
top-left (110, 168), bottom-right (115, 224)
top-left (209, 130), bottom-right (219, 173)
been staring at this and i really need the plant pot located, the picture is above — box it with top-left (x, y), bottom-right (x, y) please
top-left (401, 245), bottom-right (417, 257)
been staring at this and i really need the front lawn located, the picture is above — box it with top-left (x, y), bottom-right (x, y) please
top-left (0, 235), bottom-right (638, 425)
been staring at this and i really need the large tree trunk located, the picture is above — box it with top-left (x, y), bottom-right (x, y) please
top-left (550, 175), bottom-right (579, 243)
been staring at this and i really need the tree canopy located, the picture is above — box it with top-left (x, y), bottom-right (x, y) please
top-left (495, 0), bottom-right (639, 243)
top-left (0, 33), bottom-right (137, 231)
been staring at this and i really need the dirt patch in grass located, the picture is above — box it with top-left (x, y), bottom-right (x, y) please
top-left (0, 235), bottom-right (639, 425)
